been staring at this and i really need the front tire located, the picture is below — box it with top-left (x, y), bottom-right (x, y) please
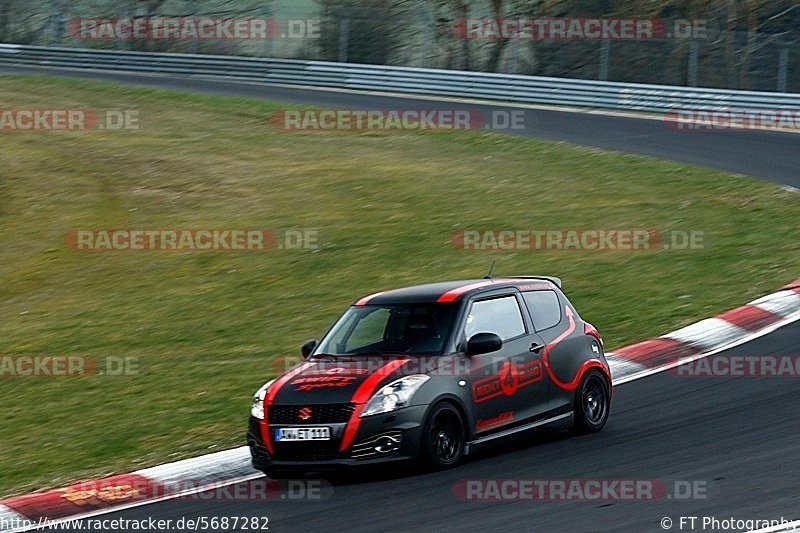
top-left (572, 370), bottom-right (611, 434)
top-left (421, 402), bottom-right (465, 469)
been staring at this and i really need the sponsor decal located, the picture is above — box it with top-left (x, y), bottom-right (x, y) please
top-left (516, 282), bottom-right (555, 291)
top-left (473, 360), bottom-right (543, 403)
top-left (291, 375), bottom-right (359, 391)
top-left (301, 367), bottom-right (370, 376)
top-left (476, 411), bottom-right (514, 431)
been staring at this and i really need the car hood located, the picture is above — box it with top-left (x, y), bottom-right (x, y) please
top-left (270, 354), bottom-right (455, 405)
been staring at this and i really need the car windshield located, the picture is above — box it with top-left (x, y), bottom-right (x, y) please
top-left (315, 303), bottom-right (458, 356)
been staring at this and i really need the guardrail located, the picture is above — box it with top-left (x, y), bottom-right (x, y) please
top-left (2, 43), bottom-right (800, 114)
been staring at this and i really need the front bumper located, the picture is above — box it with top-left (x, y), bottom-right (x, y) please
top-left (248, 405), bottom-right (426, 471)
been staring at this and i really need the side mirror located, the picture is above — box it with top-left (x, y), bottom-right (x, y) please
top-left (301, 339), bottom-right (318, 358)
top-left (466, 332), bottom-right (502, 356)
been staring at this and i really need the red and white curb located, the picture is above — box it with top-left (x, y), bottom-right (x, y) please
top-left (2, 278), bottom-right (799, 532)
top-left (607, 278), bottom-right (800, 384)
top-left (0, 448), bottom-right (259, 532)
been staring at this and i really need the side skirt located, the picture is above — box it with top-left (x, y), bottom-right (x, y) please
top-left (464, 412), bottom-right (573, 455)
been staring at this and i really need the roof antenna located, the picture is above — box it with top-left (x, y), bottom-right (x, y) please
top-left (483, 260), bottom-right (496, 280)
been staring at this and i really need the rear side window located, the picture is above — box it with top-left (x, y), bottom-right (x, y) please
top-left (522, 291), bottom-right (562, 331)
top-left (464, 296), bottom-right (526, 341)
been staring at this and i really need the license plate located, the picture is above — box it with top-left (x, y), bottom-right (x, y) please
top-left (275, 427), bottom-right (331, 442)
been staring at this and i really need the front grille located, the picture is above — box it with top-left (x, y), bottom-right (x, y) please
top-left (273, 442), bottom-right (341, 462)
top-left (268, 403), bottom-right (356, 424)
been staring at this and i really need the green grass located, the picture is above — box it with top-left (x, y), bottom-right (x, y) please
top-left (0, 74), bottom-right (798, 497)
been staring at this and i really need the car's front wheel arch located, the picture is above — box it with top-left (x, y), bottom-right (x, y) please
top-left (420, 400), bottom-right (467, 469)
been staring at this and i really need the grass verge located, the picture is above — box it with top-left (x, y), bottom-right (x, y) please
top-left (0, 74), bottom-right (798, 496)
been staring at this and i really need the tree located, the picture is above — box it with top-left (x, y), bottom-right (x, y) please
top-left (483, 0), bottom-right (507, 72)
top-left (0, 0), bottom-right (11, 42)
top-left (316, 0), bottom-right (396, 64)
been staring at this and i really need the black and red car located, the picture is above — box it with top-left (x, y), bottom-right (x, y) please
top-left (248, 276), bottom-right (611, 475)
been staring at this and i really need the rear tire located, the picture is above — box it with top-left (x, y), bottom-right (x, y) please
top-left (572, 370), bottom-right (611, 434)
top-left (421, 402), bottom-right (465, 469)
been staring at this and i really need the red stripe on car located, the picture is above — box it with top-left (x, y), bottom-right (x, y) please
top-left (354, 291), bottom-right (386, 306)
top-left (260, 361), bottom-right (314, 454)
top-left (541, 306), bottom-right (611, 391)
top-left (339, 358), bottom-right (410, 451)
top-left (437, 279), bottom-right (515, 303)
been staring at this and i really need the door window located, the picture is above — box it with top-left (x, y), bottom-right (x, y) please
top-left (464, 296), bottom-right (526, 341)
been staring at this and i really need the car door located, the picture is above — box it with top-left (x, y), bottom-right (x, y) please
top-left (520, 289), bottom-right (571, 414)
top-left (461, 292), bottom-right (549, 434)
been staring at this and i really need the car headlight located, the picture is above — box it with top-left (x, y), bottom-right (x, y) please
top-left (360, 375), bottom-right (430, 417)
top-left (250, 379), bottom-right (275, 420)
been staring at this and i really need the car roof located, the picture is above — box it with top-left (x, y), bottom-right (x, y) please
top-left (354, 277), bottom-right (562, 306)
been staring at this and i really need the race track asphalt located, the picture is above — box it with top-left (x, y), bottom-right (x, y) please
top-left (41, 322), bottom-right (800, 533)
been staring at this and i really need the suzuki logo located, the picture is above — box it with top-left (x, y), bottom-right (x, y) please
top-left (298, 407), bottom-right (313, 421)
